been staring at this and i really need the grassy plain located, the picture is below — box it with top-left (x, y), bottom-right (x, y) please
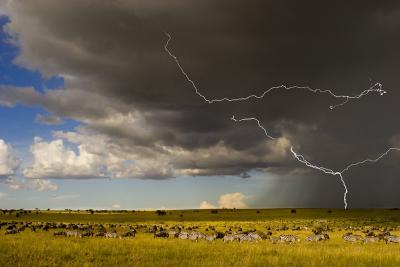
top-left (0, 209), bottom-right (399, 266)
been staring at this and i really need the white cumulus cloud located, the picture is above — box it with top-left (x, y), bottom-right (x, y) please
top-left (200, 192), bottom-right (249, 209)
top-left (30, 179), bottom-right (58, 192)
top-left (111, 203), bottom-right (121, 209)
top-left (0, 139), bottom-right (20, 178)
top-left (218, 192), bottom-right (249, 209)
top-left (199, 201), bottom-right (216, 209)
top-left (23, 136), bottom-right (106, 179)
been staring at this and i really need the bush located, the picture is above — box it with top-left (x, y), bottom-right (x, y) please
top-left (155, 210), bottom-right (167, 216)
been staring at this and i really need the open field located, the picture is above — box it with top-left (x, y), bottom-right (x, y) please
top-left (1, 209), bottom-right (400, 266)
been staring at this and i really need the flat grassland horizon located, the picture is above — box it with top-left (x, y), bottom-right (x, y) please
top-left (1, 208), bottom-right (400, 266)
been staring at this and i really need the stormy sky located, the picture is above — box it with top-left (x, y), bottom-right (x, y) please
top-left (0, 0), bottom-right (400, 209)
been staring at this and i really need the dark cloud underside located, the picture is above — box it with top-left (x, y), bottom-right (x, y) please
top-left (2, 0), bottom-right (400, 207)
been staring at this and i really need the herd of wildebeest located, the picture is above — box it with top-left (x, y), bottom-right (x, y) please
top-left (1, 221), bottom-right (400, 244)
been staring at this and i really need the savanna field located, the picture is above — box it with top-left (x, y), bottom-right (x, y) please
top-left (0, 209), bottom-right (400, 266)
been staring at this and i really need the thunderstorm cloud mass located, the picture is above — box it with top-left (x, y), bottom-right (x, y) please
top-left (1, 0), bottom-right (400, 209)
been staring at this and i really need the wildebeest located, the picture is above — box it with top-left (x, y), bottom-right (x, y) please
top-left (215, 232), bottom-right (225, 239)
top-left (154, 231), bottom-right (169, 238)
top-left (53, 231), bottom-right (66, 236)
top-left (5, 229), bottom-right (18, 235)
top-left (95, 231), bottom-right (106, 237)
top-left (121, 229), bottom-right (136, 238)
top-left (81, 231), bottom-right (94, 237)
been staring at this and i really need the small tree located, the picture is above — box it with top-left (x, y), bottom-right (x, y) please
top-left (156, 210), bottom-right (167, 216)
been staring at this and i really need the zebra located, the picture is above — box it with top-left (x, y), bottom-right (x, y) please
top-left (178, 232), bottom-right (189, 240)
top-left (223, 235), bottom-right (236, 243)
top-left (205, 235), bottom-right (216, 242)
top-left (306, 234), bottom-right (329, 242)
top-left (279, 234), bottom-right (300, 243)
top-left (188, 232), bottom-right (205, 241)
top-left (384, 236), bottom-right (400, 243)
top-left (249, 232), bottom-right (262, 240)
top-left (105, 232), bottom-right (118, 238)
top-left (237, 233), bottom-right (261, 243)
top-left (342, 234), bottom-right (362, 243)
top-left (66, 231), bottom-right (82, 238)
top-left (168, 230), bottom-right (178, 237)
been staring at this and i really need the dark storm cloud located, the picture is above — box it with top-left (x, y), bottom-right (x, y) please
top-left (2, 0), bottom-right (400, 206)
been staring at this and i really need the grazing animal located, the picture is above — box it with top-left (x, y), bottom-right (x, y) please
top-left (122, 230), bottom-right (136, 238)
top-left (168, 230), bottom-right (178, 237)
top-left (95, 231), bottom-right (106, 237)
top-left (178, 232), bottom-right (189, 240)
top-left (306, 234), bottom-right (329, 242)
top-left (384, 236), bottom-right (400, 244)
top-left (342, 233), bottom-right (362, 243)
top-left (215, 232), bottom-right (225, 239)
top-left (154, 231), bottom-right (169, 238)
top-left (105, 232), bottom-right (118, 238)
top-left (223, 235), bottom-right (236, 243)
top-left (236, 233), bottom-right (261, 243)
top-left (66, 231), bottom-right (82, 238)
top-left (53, 231), bottom-right (66, 236)
top-left (5, 229), bottom-right (18, 235)
top-left (81, 231), bottom-right (94, 237)
top-left (205, 235), bottom-right (216, 242)
top-left (279, 234), bottom-right (300, 243)
top-left (188, 232), bottom-right (203, 241)
top-left (248, 232), bottom-right (262, 241)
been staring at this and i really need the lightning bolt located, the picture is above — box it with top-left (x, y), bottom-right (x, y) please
top-left (164, 32), bottom-right (386, 109)
top-left (230, 115), bottom-right (276, 140)
top-left (164, 32), bottom-right (395, 209)
top-left (291, 147), bottom-right (400, 209)
top-left (232, 115), bottom-right (400, 209)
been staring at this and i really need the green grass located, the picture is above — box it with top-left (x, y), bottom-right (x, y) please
top-left (1, 209), bottom-right (400, 266)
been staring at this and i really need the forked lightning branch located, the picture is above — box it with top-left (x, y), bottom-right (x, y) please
top-left (164, 32), bottom-right (398, 209)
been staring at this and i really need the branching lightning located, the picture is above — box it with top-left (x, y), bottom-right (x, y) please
top-left (290, 147), bottom-right (400, 209)
top-left (230, 115), bottom-right (276, 140)
top-left (164, 32), bottom-right (396, 209)
top-left (164, 32), bottom-right (386, 109)
top-left (232, 115), bottom-right (400, 210)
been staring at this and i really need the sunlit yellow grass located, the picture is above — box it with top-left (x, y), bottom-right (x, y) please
top-left (0, 209), bottom-right (399, 266)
